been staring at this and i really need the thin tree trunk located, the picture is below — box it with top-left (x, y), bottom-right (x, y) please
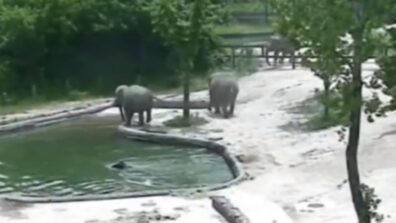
top-left (65, 79), bottom-right (72, 92)
top-left (183, 72), bottom-right (190, 120)
top-left (346, 31), bottom-right (370, 223)
top-left (264, 0), bottom-right (269, 23)
top-left (323, 78), bottom-right (330, 120)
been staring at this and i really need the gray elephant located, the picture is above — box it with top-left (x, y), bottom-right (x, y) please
top-left (113, 84), bottom-right (156, 126)
top-left (208, 72), bottom-right (239, 118)
top-left (265, 36), bottom-right (295, 66)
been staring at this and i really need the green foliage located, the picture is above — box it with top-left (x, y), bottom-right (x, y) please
top-left (376, 27), bottom-right (396, 111)
top-left (286, 90), bottom-right (348, 131)
top-left (227, 1), bottom-right (266, 13)
top-left (271, 0), bottom-right (396, 124)
top-left (361, 184), bottom-right (385, 223)
top-left (148, 0), bottom-right (224, 71)
top-left (0, 0), bottom-right (224, 100)
top-left (234, 48), bottom-right (260, 76)
top-left (148, 0), bottom-right (224, 119)
top-left (214, 23), bottom-right (272, 35)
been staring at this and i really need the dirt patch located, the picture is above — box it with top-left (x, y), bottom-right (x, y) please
top-left (0, 200), bottom-right (33, 219)
top-left (86, 209), bottom-right (182, 223)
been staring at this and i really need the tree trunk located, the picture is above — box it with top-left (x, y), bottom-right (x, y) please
top-left (65, 79), bottom-right (72, 92)
top-left (31, 84), bottom-right (38, 98)
top-left (182, 72), bottom-right (190, 120)
top-left (346, 31), bottom-right (370, 223)
top-left (323, 78), bottom-right (330, 120)
top-left (264, 0), bottom-right (269, 23)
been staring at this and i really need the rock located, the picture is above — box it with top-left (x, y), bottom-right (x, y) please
top-left (307, 203), bottom-right (324, 208)
top-left (236, 154), bottom-right (258, 163)
top-left (208, 137), bottom-right (223, 141)
top-left (210, 196), bottom-right (251, 223)
top-left (141, 200), bottom-right (156, 207)
top-left (173, 206), bottom-right (190, 212)
top-left (113, 208), bottom-right (128, 214)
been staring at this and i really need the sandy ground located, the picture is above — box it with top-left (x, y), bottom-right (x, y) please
top-left (1, 61), bottom-right (396, 223)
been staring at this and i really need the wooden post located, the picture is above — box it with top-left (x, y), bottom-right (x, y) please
top-left (291, 52), bottom-right (296, 69)
top-left (264, 0), bottom-right (269, 23)
top-left (65, 79), bottom-right (72, 92)
top-left (31, 84), bottom-right (37, 98)
top-left (211, 196), bottom-right (251, 223)
top-left (231, 47), bottom-right (236, 68)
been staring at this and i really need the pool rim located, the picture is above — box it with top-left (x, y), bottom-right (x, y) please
top-left (0, 103), bottom-right (246, 203)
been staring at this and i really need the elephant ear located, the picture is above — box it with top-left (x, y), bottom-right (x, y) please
top-left (114, 85), bottom-right (128, 106)
top-left (115, 85), bottom-right (128, 94)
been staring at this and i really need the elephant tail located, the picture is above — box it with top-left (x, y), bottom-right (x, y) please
top-left (230, 83), bottom-right (239, 96)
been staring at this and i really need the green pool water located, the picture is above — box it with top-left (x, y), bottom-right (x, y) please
top-left (0, 115), bottom-right (233, 198)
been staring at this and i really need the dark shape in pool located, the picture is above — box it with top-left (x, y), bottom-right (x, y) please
top-left (111, 161), bottom-right (127, 170)
top-left (0, 115), bottom-right (233, 198)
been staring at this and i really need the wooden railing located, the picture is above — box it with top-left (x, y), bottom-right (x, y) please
top-left (219, 43), bottom-right (392, 69)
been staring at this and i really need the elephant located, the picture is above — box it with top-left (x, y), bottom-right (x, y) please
top-left (208, 72), bottom-right (239, 118)
top-left (265, 37), bottom-right (295, 66)
top-left (113, 84), bottom-right (156, 126)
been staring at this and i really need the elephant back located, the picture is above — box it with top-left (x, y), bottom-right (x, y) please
top-left (122, 85), bottom-right (153, 111)
top-left (266, 37), bottom-right (294, 52)
top-left (209, 73), bottom-right (239, 104)
top-left (209, 73), bottom-right (238, 88)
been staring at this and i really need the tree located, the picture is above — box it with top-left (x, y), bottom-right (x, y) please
top-left (271, 0), bottom-right (396, 222)
top-left (149, 0), bottom-right (220, 121)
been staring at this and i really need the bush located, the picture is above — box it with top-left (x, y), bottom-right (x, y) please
top-left (0, 0), bottom-right (224, 99)
top-left (285, 90), bottom-right (349, 131)
top-left (234, 48), bottom-right (260, 76)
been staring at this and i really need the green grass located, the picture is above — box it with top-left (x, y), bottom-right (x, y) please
top-left (0, 98), bottom-right (68, 116)
top-left (281, 93), bottom-right (349, 132)
top-left (228, 2), bottom-right (267, 13)
top-left (214, 23), bottom-right (272, 35)
top-left (0, 92), bottom-right (99, 116)
top-left (0, 77), bottom-right (210, 116)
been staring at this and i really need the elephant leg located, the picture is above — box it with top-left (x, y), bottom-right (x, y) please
top-left (230, 102), bottom-right (235, 116)
top-left (146, 109), bottom-right (152, 123)
top-left (138, 111), bottom-right (144, 126)
top-left (265, 50), bottom-right (271, 66)
top-left (222, 105), bottom-right (229, 118)
top-left (214, 104), bottom-right (220, 114)
top-left (274, 51), bottom-right (279, 66)
top-left (279, 51), bottom-right (285, 64)
top-left (125, 111), bottom-right (134, 127)
top-left (118, 106), bottom-right (125, 122)
top-left (208, 91), bottom-right (213, 111)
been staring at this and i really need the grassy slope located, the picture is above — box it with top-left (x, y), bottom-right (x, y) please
top-left (214, 23), bottom-right (272, 35)
top-left (214, 1), bottom-right (272, 35)
top-left (0, 77), bottom-right (210, 116)
top-left (227, 2), bottom-right (266, 13)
